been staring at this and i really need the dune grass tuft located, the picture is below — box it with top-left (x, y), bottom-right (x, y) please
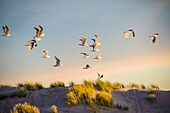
top-left (50, 81), bottom-right (65, 88)
top-left (96, 91), bottom-right (112, 107)
top-left (17, 82), bottom-right (44, 91)
top-left (10, 102), bottom-right (40, 113)
top-left (50, 105), bottom-right (58, 113)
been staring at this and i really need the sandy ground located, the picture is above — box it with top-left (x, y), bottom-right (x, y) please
top-left (0, 87), bottom-right (170, 113)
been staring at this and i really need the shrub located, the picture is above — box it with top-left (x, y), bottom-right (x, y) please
top-left (68, 81), bottom-right (75, 87)
top-left (17, 82), bottom-right (44, 91)
top-left (66, 91), bottom-right (78, 105)
top-left (141, 84), bottom-right (146, 89)
top-left (96, 91), bottom-right (112, 107)
top-left (50, 105), bottom-right (58, 113)
top-left (10, 102), bottom-right (40, 113)
top-left (113, 82), bottom-right (122, 89)
top-left (50, 81), bottom-right (65, 88)
top-left (150, 84), bottom-right (159, 90)
top-left (83, 80), bottom-right (94, 88)
top-left (130, 83), bottom-right (140, 89)
top-left (95, 80), bottom-right (113, 93)
top-left (0, 94), bottom-right (8, 100)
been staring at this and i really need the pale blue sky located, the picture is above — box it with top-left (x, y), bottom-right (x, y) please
top-left (0, 0), bottom-right (170, 89)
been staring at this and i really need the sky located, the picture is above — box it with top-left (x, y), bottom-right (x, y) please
top-left (0, 0), bottom-right (170, 89)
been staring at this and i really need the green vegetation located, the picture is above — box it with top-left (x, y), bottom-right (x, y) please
top-left (50, 105), bottom-right (58, 113)
top-left (50, 81), bottom-right (65, 88)
top-left (66, 81), bottom-right (113, 108)
top-left (94, 80), bottom-right (113, 93)
top-left (17, 82), bottom-right (44, 91)
top-left (0, 94), bottom-right (8, 100)
top-left (10, 102), bottom-right (40, 113)
top-left (129, 83), bottom-right (140, 89)
top-left (68, 81), bottom-right (75, 87)
top-left (96, 91), bottom-right (112, 107)
top-left (0, 84), bottom-right (11, 87)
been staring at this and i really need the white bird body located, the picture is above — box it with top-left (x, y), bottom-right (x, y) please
top-left (42, 51), bottom-right (50, 58)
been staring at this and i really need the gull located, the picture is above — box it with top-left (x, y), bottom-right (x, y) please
top-left (97, 73), bottom-right (103, 80)
top-left (124, 29), bottom-right (135, 40)
top-left (79, 36), bottom-right (88, 46)
top-left (90, 44), bottom-right (99, 52)
top-left (38, 25), bottom-right (45, 37)
top-left (94, 53), bottom-right (102, 60)
top-left (34, 25), bottom-right (45, 37)
top-left (149, 33), bottom-right (159, 44)
top-left (80, 52), bottom-right (89, 59)
top-left (42, 51), bottom-right (50, 58)
top-left (2, 25), bottom-right (11, 37)
top-left (91, 35), bottom-right (101, 46)
top-left (83, 64), bottom-right (92, 69)
top-left (53, 56), bottom-right (64, 67)
top-left (25, 40), bottom-right (37, 51)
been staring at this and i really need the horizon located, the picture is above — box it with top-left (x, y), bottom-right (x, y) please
top-left (0, 0), bottom-right (170, 89)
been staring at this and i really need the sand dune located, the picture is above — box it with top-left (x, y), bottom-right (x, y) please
top-left (0, 87), bottom-right (170, 113)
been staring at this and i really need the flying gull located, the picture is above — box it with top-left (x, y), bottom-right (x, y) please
top-left (79, 36), bottom-right (88, 46)
top-left (97, 73), bottom-right (103, 80)
top-left (83, 64), bottom-right (92, 69)
top-left (149, 33), bottom-right (159, 44)
top-left (94, 53), bottom-right (102, 60)
top-left (53, 56), bottom-right (64, 67)
top-left (90, 44), bottom-right (99, 52)
top-left (2, 25), bottom-right (11, 37)
top-left (80, 52), bottom-right (89, 59)
top-left (42, 51), bottom-right (50, 58)
top-left (124, 29), bottom-right (135, 40)
top-left (25, 40), bottom-right (37, 51)
top-left (90, 34), bottom-right (101, 46)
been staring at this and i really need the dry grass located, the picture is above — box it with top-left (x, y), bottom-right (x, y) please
top-left (10, 102), bottom-right (40, 113)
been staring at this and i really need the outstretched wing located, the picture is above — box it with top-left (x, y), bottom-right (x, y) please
top-left (34, 27), bottom-right (39, 36)
top-left (54, 56), bottom-right (60, 64)
top-left (152, 36), bottom-right (156, 44)
top-left (97, 73), bottom-right (100, 78)
top-left (38, 25), bottom-right (43, 35)
top-left (5, 25), bottom-right (9, 34)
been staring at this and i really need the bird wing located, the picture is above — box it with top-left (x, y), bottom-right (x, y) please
top-left (5, 25), bottom-right (9, 34)
top-left (152, 36), bottom-right (156, 44)
top-left (34, 27), bottom-right (39, 37)
top-left (2, 26), bottom-right (6, 34)
top-left (95, 35), bottom-right (99, 44)
top-left (97, 73), bottom-right (100, 78)
top-left (91, 38), bottom-right (96, 44)
top-left (38, 25), bottom-right (43, 35)
top-left (54, 56), bottom-right (60, 64)
top-left (132, 31), bottom-right (135, 37)
top-left (80, 37), bottom-right (86, 45)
